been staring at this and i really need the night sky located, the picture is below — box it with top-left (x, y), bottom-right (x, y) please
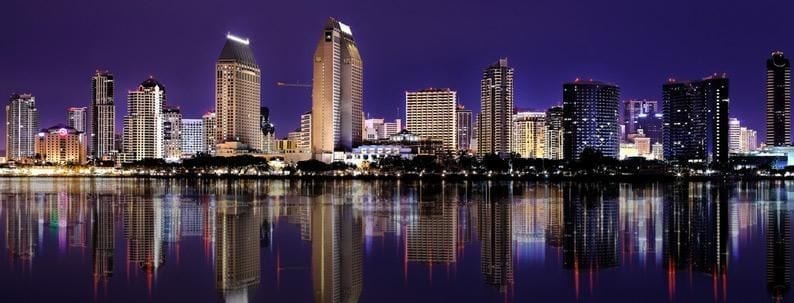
top-left (1, 0), bottom-right (792, 149)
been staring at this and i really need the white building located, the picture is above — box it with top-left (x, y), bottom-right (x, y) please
top-left (163, 106), bottom-right (182, 161)
top-left (299, 111), bottom-right (312, 153)
top-left (728, 117), bottom-right (741, 154)
top-left (202, 112), bottom-right (216, 154)
top-left (405, 88), bottom-right (457, 151)
top-left (122, 78), bottom-right (165, 161)
top-left (181, 118), bottom-right (204, 157)
top-left (5, 94), bottom-right (39, 161)
top-left (511, 111), bottom-right (546, 158)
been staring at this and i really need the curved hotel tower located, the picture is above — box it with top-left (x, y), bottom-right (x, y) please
top-left (562, 79), bottom-right (620, 159)
top-left (215, 33), bottom-right (262, 151)
top-left (311, 17), bottom-right (363, 162)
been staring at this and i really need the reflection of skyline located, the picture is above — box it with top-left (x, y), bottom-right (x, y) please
top-left (562, 183), bottom-right (620, 271)
top-left (5, 193), bottom-right (39, 261)
top-left (215, 200), bottom-right (263, 302)
top-left (92, 194), bottom-right (115, 281)
top-left (479, 183), bottom-right (513, 292)
top-left (766, 201), bottom-right (791, 301)
top-left (312, 200), bottom-right (363, 303)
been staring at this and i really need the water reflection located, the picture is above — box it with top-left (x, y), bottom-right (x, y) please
top-left (0, 179), bottom-right (792, 302)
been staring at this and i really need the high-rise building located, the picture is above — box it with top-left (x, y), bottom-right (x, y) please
top-left (456, 105), bottom-right (473, 151)
top-left (122, 78), bottom-right (166, 161)
top-left (383, 119), bottom-right (402, 137)
top-left (544, 106), bottom-right (564, 160)
top-left (5, 93), bottom-right (39, 161)
top-left (202, 112), bottom-right (216, 154)
top-left (740, 127), bottom-right (758, 153)
top-left (405, 88), bottom-right (457, 151)
top-left (298, 111), bottom-right (312, 154)
top-left (662, 75), bottom-right (729, 163)
top-left (163, 106), bottom-right (182, 161)
top-left (767, 51), bottom-right (791, 146)
top-left (35, 124), bottom-right (85, 164)
top-left (181, 118), bottom-right (204, 157)
top-left (311, 18), bottom-right (363, 162)
top-left (635, 109), bottom-right (663, 144)
top-left (512, 111), bottom-right (546, 158)
top-left (260, 107), bottom-right (276, 153)
top-left (562, 80), bottom-right (620, 160)
top-left (728, 117), bottom-right (741, 154)
top-left (623, 99), bottom-right (658, 140)
top-left (91, 71), bottom-right (115, 160)
top-left (478, 59), bottom-right (514, 156)
top-left (67, 107), bottom-right (87, 133)
top-left (363, 118), bottom-right (385, 141)
top-left (215, 33), bottom-right (261, 150)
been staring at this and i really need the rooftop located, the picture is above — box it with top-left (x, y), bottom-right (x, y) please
top-left (218, 33), bottom-right (258, 67)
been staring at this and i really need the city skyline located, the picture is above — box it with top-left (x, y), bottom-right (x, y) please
top-left (1, 1), bottom-right (792, 151)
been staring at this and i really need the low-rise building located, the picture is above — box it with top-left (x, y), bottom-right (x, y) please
top-left (35, 125), bottom-right (86, 165)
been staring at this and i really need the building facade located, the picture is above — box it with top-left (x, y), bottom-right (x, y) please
top-left (767, 51), bottom-right (791, 146)
top-left (260, 107), bottom-right (276, 153)
top-left (562, 80), bottom-right (620, 160)
top-left (181, 118), bottom-right (204, 157)
top-left (163, 106), bottom-right (182, 161)
top-left (311, 17), bottom-right (363, 161)
top-left (5, 94), bottom-right (39, 161)
top-left (91, 71), bottom-right (115, 160)
top-left (67, 107), bottom-right (87, 133)
top-left (622, 99), bottom-right (658, 140)
top-left (635, 109), bottom-right (663, 144)
top-left (215, 34), bottom-right (262, 150)
top-left (202, 112), bottom-right (216, 154)
top-left (478, 59), bottom-right (514, 156)
top-left (122, 78), bottom-right (166, 161)
top-left (512, 111), bottom-right (546, 158)
top-left (729, 117), bottom-right (741, 154)
top-left (456, 105), bottom-right (473, 152)
top-left (544, 106), bottom-right (564, 160)
top-left (35, 125), bottom-right (85, 164)
top-left (662, 75), bottom-right (729, 163)
top-left (405, 88), bottom-right (457, 151)
top-left (299, 111), bottom-right (312, 154)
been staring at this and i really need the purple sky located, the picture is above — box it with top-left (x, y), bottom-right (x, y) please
top-left (1, 0), bottom-right (792, 148)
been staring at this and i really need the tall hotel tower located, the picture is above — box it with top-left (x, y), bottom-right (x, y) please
top-left (91, 71), bottom-right (115, 159)
top-left (405, 89), bottom-right (457, 151)
top-left (767, 51), bottom-right (791, 146)
top-left (215, 34), bottom-right (262, 151)
top-left (122, 78), bottom-right (166, 161)
top-left (562, 80), bottom-right (620, 159)
top-left (478, 59), bottom-right (514, 156)
top-left (5, 94), bottom-right (39, 161)
top-left (311, 17), bottom-right (363, 162)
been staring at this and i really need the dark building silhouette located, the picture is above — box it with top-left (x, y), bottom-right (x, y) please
top-left (92, 195), bottom-right (115, 280)
top-left (663, 75), bottom-right (729, 164)
top-left (766, 202), bottom-right (792, 301)
top-left (562, 183), bottom-right (620, 270)
top-left (562, 80), bottom-right (620, 159)
top-left (767, 51), bottom-right (792, 146)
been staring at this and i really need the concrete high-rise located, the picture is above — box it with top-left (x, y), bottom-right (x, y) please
top-left (456, 105), bottom-right (473, 151)
top-left (163, 106), bottom-right (182, 161)
top-left (311, 18), bottom-right (363, 162)
top-left (405, 88), bottom-right (457, 151)
top-left (663, 74), bottom-right (730, 163)
top-left (35, 124), bottom-right (85, 164)
top-left (67, 107), bottom-right (87, 133)
top-left (512, 111), bottom-right (546, 158)
top-left (259, 107), bottom-right (275, 153)
top-left (544, 106), bottom-right (564, 160)
top-left (91, 71), bottom-right (115, 160)
top-left (202, 112), bottom-right (216, 154)
top-left (767, 51), bottom-right (791, 146)
top-left (478, 59), bottom-right (514, 156)
top-left (5, 94), bottom-right (39, 161)
top-left (181, 118), bottom-right (203, 157)
top-left (623, 99), bottom-right (658, 140)
top-left (562, 80), bottom-right (620, 159)
top-left (299, 111), bottom-right (312, 154)
top-left (122, 78), bottom-right (165, 161)
top-left (215, 33), bottom-right (262, 150)
top-left (728, 117), bottom-right (741, 154)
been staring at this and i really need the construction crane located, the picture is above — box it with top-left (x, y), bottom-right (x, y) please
top-left (276, 81), bottom-right (311, 88)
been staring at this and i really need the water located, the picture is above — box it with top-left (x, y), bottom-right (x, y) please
top-left (0, 178), bottom-right (789, 302)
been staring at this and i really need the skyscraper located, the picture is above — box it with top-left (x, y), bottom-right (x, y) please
top-left (405, 88), bottom-right (457, 151)
top-left (163, 106), bottom-right (182, 161)
top-left (299, 111), bottom-right (312, 154)
top-left (5, 93), bottom-right (39, 161)
top-left (767, 51), bottom-right (791, 146)
top-left (122, 78), bottom-right (165, 161)
top-left (740, 127), bottom-right (758, 153)
top-left (456, 105), bottom-right (473, 151)
top-left (728, 117), bottom-right (741, 154)
top-left (67, 107), bottom-right (87, 133)
top-left (635, 109), bottom-right (663, 144)
top-left (478, 59), bottom-right (514, 156)
top-left (215, 33), bottom-right (262, 150)
top-left (562, 80), bottom-right (620, 160)
top-left (622, 99), bottom-right (658, 140)
top-left (512, 111), bottom-right (546, 158)
top-left (311, 18), bottom-right (363, 162)
top-left (181, 118), bottom-right (203, 157)
top-left (259, 107), bottom-right (275, 153)
top-left (662, 75), bottom-right (729, 163)
top-left (91, 71), bottom-right (115, 160)
top-left (202, 112), bottom-right (216, 154)
top-left (544, 106), bottom-right (564, 160)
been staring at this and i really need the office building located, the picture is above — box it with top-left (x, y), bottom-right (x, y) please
top-left (35, 124), bottom-right (85, 164)
top-left (383, 119), bottom-right (402, 137)
top-left (5, 93), bottom-right (39, 161)
top-left (202, 112), bottom-right (216, 154)
top-left (623, 99), bottom-right (658, 140)
top-left (312, 17), bottom-right (363, 162)
top-left (662, 74), bottom-right (729, 163)
top-left (456, 105), bottom-right (473, 151)
top-left (215, 33), bottom-right (262, 150)
top-left (298, 111), bottom-right (312, 153)
top-left (740, 127), bottom-right (758, 153)
top-left (406, 88), bottom-right (457, 151)
top-left (544, 106), bottom-right (564, 160)
top-left (260, 107), bottom-right (275, 153)
top-left (181, 118), bottom-right (204, 157)
top-left (478, 59), bottom-right (514, 156)
top-left (512, 111), bottom-right (546, 158)
top-left (635, 109), bottom-right (663, 144)
top-left (729, 118), bottom-right (741, 154)
top-left (767, 51), bottom-right (791, 146)
top-left (67, 107), bottom-right (87, 133)
top-left (163, 106), bottom-right (182, 161)
top-left (122, 78), bottom-right (166, 161)
top-left (562, 80), bottom-right (620, 159)
top-left (91, 71), bottom-right (115, 160)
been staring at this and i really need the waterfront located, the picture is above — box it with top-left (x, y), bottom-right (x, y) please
top-left (0, 178), bottom-right (789, 302)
